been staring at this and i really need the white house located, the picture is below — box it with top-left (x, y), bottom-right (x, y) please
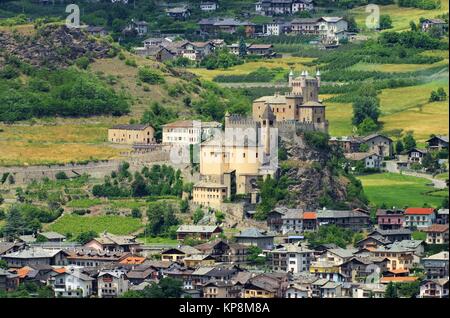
top-left (317, 17), bottom-right (348, 44)
top-left (162, 120), bottom-right (222, 145)
top-left (419, 278), bottom-right (449, 298)
top-left (344, 152), bottom-right (382, 169)
top-left (50, 267), bottom-right (93, 298)
top-left (97, 269), bottom-right (129, 298)
top-left (270, 244), bottom-right (314, 273)
top-left (200, 1), bottom-right (218, 12)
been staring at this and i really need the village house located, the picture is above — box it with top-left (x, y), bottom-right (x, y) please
top-left (160, 245), bottom-right (202, 263)
top-left (126, 264), bottom-right (158, 285)
top-left (371, 246), bottom-right (415, 272)
top-left (134, 45), bottom-right (177, 61)
top-left (404, 207), bottom-right (436, 229)
top-left (290, 17), bottom-right (320, 35)
top-left (10, 264), bottom-right (55, 285)
top-left (0, 242), bottom-right (25, 257)
top-left (368, 228), bottom-right (412, 242)
top-left (243, 273), bottom-right (289, 298)
top-left (437, 208), bottom-right (449, 224)
top-left (376, 209), bottom-right (405, 230)
top-left (36, 232), bottom-right (66, 243)
top-left (355, 234), bottom-right (391, 250)
top-left (320, 281), bottom-right (342, 298)
top-left (183, 254), bottom-right (216, 268)
top-left (108, 124), bottom-right (156, 145)
top-left (340, 256), bottom-right (389, 283)
top-left (317, 17), bottom-right (348, 44)
top-left (198, 17), bottom-right (256, 36)
top-left (422, 251), bottom-right (449, 279)
top-left (269, 244), bottom-right (314, 273)
top-left (329, 136), bottom-right (362, 153)
top-left (360, 134), bottom-right (393, 158)
top-left (388, 239), bottom-right (425, 258)
top-left (246, 44), bottom-right (275, 57)
top-left (202, 280), bottom-right (240, 298)
top-left (309, 259), bottom-right (346, 283)
top-left (166, 6), bottom-right (191, 20)
top-left (49, 267), bottom-right (94, 298)
top-left (316, 209), bottom-right (371, 232)
top-left (344, 152), bottom-right (382, 170)
top-left (192, 181), bottom-right (229, 209)
top-left (176, 225), bottom-right (223, 241)
top-left (194, 240), bottom-right (249, 264)
top-left (86, 26), bottom-right (108, 37)
top-left (234, 228), bottom-right (275, 249)
top-left (407, 147), bottom-right (428, 165)
top-left (421, 18), bottom-right (448, 33)
top-left (419, 278), bottom-right (449, 298)
top-left (262, 20), bottom-right (291, 36)
top-left (84, 232), bottom-right (141, 253)
top-left (267, 208), bottom-right (317, 233)
top-left (1, 248), bottom-right (68, 268)
top-left (200, 1), bottom-right (218, 12)
top-left (0, 269), bottom-right (19, 292)
top-left (97, 269), bottom-right (129, 298)
top-left (255, 0), bottom-right (314, 16)
top-left (162, 120), bottom-right (222, 145)
top-left (424, 224), bottom-right (449, 245)
top-left (124, 19), bottom-right (148, 36)
top-left (66, 249), bottom-right (131, 267)
top-left (426, 135), bottom-right (449, 151)
top-left (352, 283), bottom-right (386, 298)
top-left (284, 273), bottom-right (317, 298)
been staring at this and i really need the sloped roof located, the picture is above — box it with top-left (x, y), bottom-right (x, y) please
top-left (38, 232), bottom-right (66, 240)
top-left (345, 152), bottom-right (379, 161)
top-left (405, 207), bottom-right (435, 215)
top-left (424, 224), bottom-right (449, 233)
top-left (235, 227), bottom-right (274, 238)
top-left (111, 124), bottom-right (152, 131)
top-left (2, 247), bottom-right (67, 259)
top-left (177, 225), bottom-right (220, 233)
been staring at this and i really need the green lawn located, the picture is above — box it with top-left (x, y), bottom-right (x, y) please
top-left (435, 172), bottom-right (449, 180)
top-left (412, 230), bottom-right (426, 241)
top-left (46, 214), bottom-right (143, 236)
top-left (358, 172), bottom-right (444, 208)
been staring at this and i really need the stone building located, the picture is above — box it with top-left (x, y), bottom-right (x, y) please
top-left (108, 124), bottom-right (155, 145)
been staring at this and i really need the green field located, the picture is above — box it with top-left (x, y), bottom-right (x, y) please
top-left (351, 3), bottom-right (449, 32)
top-left (46, 214), bottom-right (144, 236)
top-left (66, 198), bottom-right (104, 209)
top-left (358, 172), bottom-right (446, 208)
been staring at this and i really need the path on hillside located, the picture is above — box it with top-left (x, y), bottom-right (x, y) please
top-left (384, 160), bottom-right (447, 189)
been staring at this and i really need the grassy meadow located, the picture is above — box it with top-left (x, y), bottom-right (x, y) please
top-left (358, 172), bottom-right (447, 208)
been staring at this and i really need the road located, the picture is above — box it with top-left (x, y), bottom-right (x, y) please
top-left (384, 160), bottom-right (447, 189)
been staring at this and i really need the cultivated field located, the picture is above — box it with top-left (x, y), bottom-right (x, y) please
top-left (187, 56), bottom-right (315, 82)
top-left (46, 214), bottom-right (144, 236)
top-left (358, 172), bottom-right (447, 208)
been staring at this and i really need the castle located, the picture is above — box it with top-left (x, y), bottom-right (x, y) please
top-left (192, 70), bottom-right (328, 209)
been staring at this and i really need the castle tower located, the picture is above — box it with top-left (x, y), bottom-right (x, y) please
top-left (316, 69), bottom-right (321, 87)
top-left (288, 69), bottom-right (294, 88)
top-left (261, 104), bottom-right (276, 157)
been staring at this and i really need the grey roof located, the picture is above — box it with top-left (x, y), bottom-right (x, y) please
top-left (361, 133), bottom-right (392, 142)
top-left (423, 251), bottom-right (449, 261)
top-left (192, 266), bottom-right (215, 276)
top-left (98, 269), bottom-right (127, 279)
top-left (110, 124), bottom-right (152, 131)
top-left (18, 235), bottom-right (36, 243)
top-left (327, 248), bottom-right (357, 259)
top-left (371, 229), bottom-right (412, 236)
top-left (177, 225), bottom-right (220, 233)
top-left (438, 209), bottom-right (449, 215)
top-left (321, 281), bottom-right (341, 289)
top-left (426, 135), bottom-right (448, 143)
top-left (0, 242), bottom-right (22, 255)
top-left (0, 269), bottom-right (18, 279)
top-left (162, 245), bottom-right (201, 255)
top-left (291, 18), bottom-right (320, 24)
top-left (235, 228), bottom-right (275, 239)
top-left (1, 247), bottom-right (66, 259)
top-left (316, 209), bottom-right (369, 219)
top-left (388, 240), bottom-right (424, 250)
top-left (57, 268), bottom-right (94, 281)
top-left (38, 232), bottom-right (66, 240)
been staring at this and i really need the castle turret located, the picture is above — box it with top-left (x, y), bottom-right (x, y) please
top-left (288, 69), bottom-right (294, 87)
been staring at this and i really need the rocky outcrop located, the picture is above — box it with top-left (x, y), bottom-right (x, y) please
top-left (278, 133), bottom-right (367, 211)
top-left (0, 24), bottom-right (112, 68)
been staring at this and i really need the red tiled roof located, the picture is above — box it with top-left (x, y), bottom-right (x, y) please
top-left (53, 267), bottom-right (66, 274)
top-left (405, 207), bottom-right (435, 215)
top-left (16, 267), bottom-right (31, 279)
top-left (119, 256), bottom-right (146, 265)
top-left (424, 224), bottom-right (449, 233)
top-left (303, 212), bottom-right (317, 220)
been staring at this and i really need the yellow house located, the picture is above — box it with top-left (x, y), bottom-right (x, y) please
top-left (108, 124), bottom-right (155, 145)
top-left (192, 181), bottom-right (228, 208)
top-left (243, 288), bottom-right (275, 298)
top-left (371, 247), bottom-right (415, 271)
top-left (183, 254), bottom-right (216, 268)
top-left (160, 246), bottom-right (201, 263)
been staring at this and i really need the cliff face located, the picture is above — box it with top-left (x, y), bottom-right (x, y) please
top-left (0, 24), bottom-right (112, 68)
top-left (278, 132), bottom-right (367, 211)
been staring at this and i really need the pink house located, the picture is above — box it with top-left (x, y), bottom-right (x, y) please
top-left (376, 209), bottom-right (405, 230)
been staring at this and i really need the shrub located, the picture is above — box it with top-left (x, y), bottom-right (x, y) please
top-left (138, 67), bottom-right (165, 84)
top-left (55, 172), bottom-right (68, 180)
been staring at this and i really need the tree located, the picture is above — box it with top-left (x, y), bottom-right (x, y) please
top-left (0, 260), bottom-right (8, 269)
top-left (179, 199), bottom-right (189, 213)
top-left (352, 85), bottom-right (380, 126)
top-left (385, 282), bottom-right (398, 298)
top-left (192, 207), bottom-right (204, 224)
top-left (410, 21), bottom-right (418, 31)
top-left (379, 15), bottom-right (393, 30)
top-left (247, 246), bottom-right (266, 266)
top-left (55, 172), bottom-right (68, 180)
top-left (441, 197), bottom-right (449, 209)
top-left (146, 202), bottom-right (178, 237)
top-left (131, 208), bottom-right (142, 219)
top-left (357, 118), bottom-right (378, 135)
top-left (395, 140), bottom-right (405, 154)
top-left (75, 231), bottom-right (97, 244)
top-left (403, 133), bottom-right (417, 151)
top-left (239, 37), bottom-right (247, 58)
